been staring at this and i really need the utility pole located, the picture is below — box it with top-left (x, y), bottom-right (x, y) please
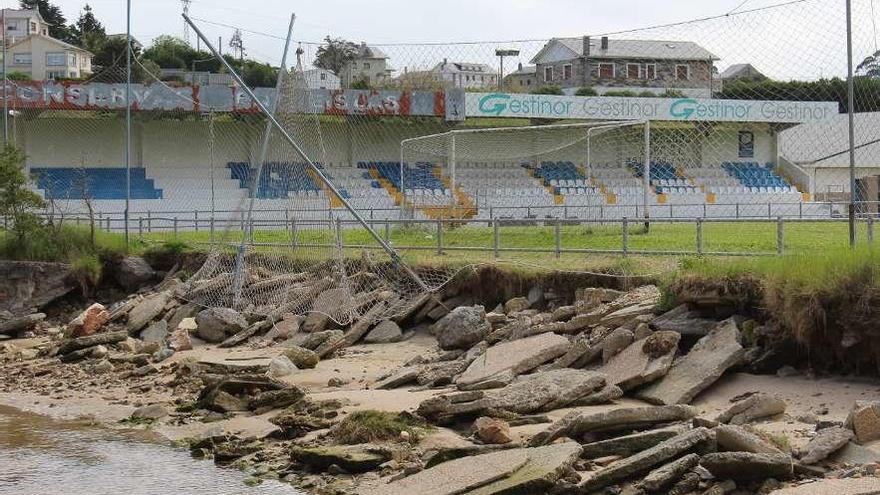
top-left (181, 0), bottom-right (192, 45)
top-left (846, 0), bottom-right (857, 247)
top-left (2, 8), bottom-right (8, 146)
top-left (124, 0), bottom-right (132, 249)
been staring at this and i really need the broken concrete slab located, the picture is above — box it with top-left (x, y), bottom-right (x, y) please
top-left (373, 366), bottom-right (419, 390)
top-left (846, 400), bottom-right (880, 445)
top-left (434, 305), bottom-right (490, 351)
top-left (797, 426), bottom-right (854, 464)
top-left (599, 331), bottom-right (680, 392)
top-left (638, 319), bottom-right (744, 405)
top-left (715, 424), bottom-right (783, 454)
top-left (578, 427), bottom-right (713, 492)
top-left (651, 304), bottom-right (720, 336)
top-left (600, 301), bottom-right (657, 328)
top-left (126, 291), bottom-right (171, 334)
top-left (467, 442), bottom-right (582, 495)
top-left (529, 405), bottom-right (698, 447)
top-left (639, 453), bottom-right (700, 492)
top-left (830, 441), bottom-right (880, 465)
top-left (716, 393), bottom-right (787, 425)
top-left (580, 428), bottom-right (684, 459)
top-left (363, 447), bottom-right (530, 495)
top-left (700, 452), bottom-right (793, 481)
top-left (57, 330), bottom-right (128, 356)
top-left (456, 333), bottom-right (569, 388)
top-left (363, 320), bottom-right (403, 344)
top-left (291, 444), bottom-right (390, 473)
top-left (768, 477), bottom-right (880, 495)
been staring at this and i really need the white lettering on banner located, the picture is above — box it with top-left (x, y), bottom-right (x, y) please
top-left (466, 93), bottom-right (837, 123)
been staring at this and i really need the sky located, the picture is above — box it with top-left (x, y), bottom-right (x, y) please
top-left (4, 0), bottom-right (877, 80)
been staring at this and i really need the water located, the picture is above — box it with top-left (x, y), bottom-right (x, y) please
top-left (0, 405), bottom-right (302, 495)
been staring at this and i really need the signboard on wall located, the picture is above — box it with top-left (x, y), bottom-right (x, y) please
top-left (465, 92), bottom-right (838, 123)
top-left (738, 131), bottom-right (755, 158)
top-left (0, 81), bottom-right (466, 121)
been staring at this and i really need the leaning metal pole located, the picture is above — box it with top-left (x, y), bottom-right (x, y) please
top-left (124, 0), bottom-right (132, 249)
top-left (2, 8), bottom-right (8, 146)
top-left (183, 14), bottom-right (430, 292)
top-left (231, 13), bottom-right (296, 307)
top-left (846, 0), bottom-right (857, 247)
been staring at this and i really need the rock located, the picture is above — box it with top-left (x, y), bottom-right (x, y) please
top-left (248, 388), bottom-right (305, 410)
top-left (90, 345), bottom-right (108, 359)
top-left (177, 317), bottom-right (198, 333)
top-left (266, 315), bottom-right (300, 341)
top-left (846, 400), bottom-right (880, 444)
top-left (283, 346), bottom-right (319, 369)
top-left (639, 453), bottom-right (700, 492)
top-left (140, 320), bottom-right (168, 344)
top-left (715, 424), bottom-right (783, 454)
top-left (456, 333), bottom-right (569, 388)
top-left (777, 365), bottom-right (800, 377)
top-left (716, 393), bottom-right (787, 425)
top-left (267, 356), bottom-right (298, 378)
top-left (579, 428), bottom-right (714, 492)
top-left (599, 331), bottom-right (680, 392)
top-left (580, 428), bottom-right (683, 459)
top-left (301, 288), bottom-right (350, 333)
top-left (434, 306), bottom-right (490, 350)
top-left (312, 330), bottom-right (345, 358)
top-left (530, 405), bottom-right (698, 447)
top-left (638, 319), bottom-right (744, 405)
top-left (467, 443), bottom-right (582, 495)
top-left (126, 292), bottom-right (171, 334)
top-left (797, 426), bottom-right (854, 464)
top-left (634, 322), bottom-right (653, 340)
top-left (601, 327), bottom-right (635, 362)
top-left (546, 335), bottom-right (592, 370)
top-left (651, 304), bottom-right (719, 336)
top-left (68, 303), bottom-right (110, 337)
top-left (57, 330), bottom-right (128, 356)
top-left (131, 403), bottom-right (169, 420)
top-left (417, 360), bottom-right (471, 387)
top-left (114, 256), bottom-right (155, 291)
top-left (0, 313), bottom-right (45, 336)
top-left (291, 444), bottom-right (391, 473)
top-left (153, 348), bottom-right (174, 362)
top-left (527, 286), bottom-right (545, 308)
top-left (700, 452), bottom-right (793, 481)
top-left (830, 441), bottom-right (880, 465)
top-left (0, 261), bottom-right (75, 315)
top-left (767, 478), bottom-right (880, 495)
top-left (551, 305), bottom-right (576, 322)
top-left (168, 325), bottom-right (193, 352)
top-left (363, 320), bottom-right (403, 344)
top-left (485, 312), bottom-right (508, 324)
top-left (373, 367), bottom-right (419, 390)
top-left (600, 301), bottom-right (656, 327)
top-left (195, 308), bottom-right (247, 344)
top-left (474, 417), bottom-right (512, 444)
top-left (167, 304), bottom-right (199, 334)
top-left (504, 297), bottom-right (530, 314)
top-left (89, 359), bottom-right (114, 374)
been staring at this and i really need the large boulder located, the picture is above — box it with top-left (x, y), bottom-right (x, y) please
top-left (195, 308), bottom-right (247, 343)
top-left (291, 444), bottom-right (391, 474)
top-left (638, 319), bottom-right (744, 405)
top-left (283, 346), bottom-right (319, 369)
top-left (0, 261), bottom-right (75, 315)
top-left (846, 400), bottom-right (880, 444)
top-left (68, 303), bottom-right (110, 337)
top-left (363, 320), bottom-right (403, 344)
top-left (797, 426), bottom-right (854, 464)
top-left (126, 291), bottom-right (171, 334)
top-left (140, 320), bottom-right (168, 344)
top-left (456, 332), bottom-right (569, 388)
top-left (114, 256), bottom-right (156, 291)
top-left (700, 452), bottom-right (793, 481)
top-left (434, 305), bottom-right (490, 350)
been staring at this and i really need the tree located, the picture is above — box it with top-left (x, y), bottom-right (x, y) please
top-left (314, 37), bottom-right (358, 76)
top-left (229, 29), bottom-right (246, 61)
top-left (69, 4), bottom-right (105, 47)
top-left (0, 146), bottom-right (46, 249)
top-left (857, 50), bottom-right (880, 77)
top-left (19, 0), bottom-right (71, 42)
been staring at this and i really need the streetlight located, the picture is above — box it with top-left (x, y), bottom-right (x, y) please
top-left (495, 49), bottom-right (519, 92)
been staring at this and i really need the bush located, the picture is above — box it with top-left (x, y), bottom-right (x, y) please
top-left (331, 410), bottom-right (427, 444)
top-left (575, 86), bottom-right (598, 96)
top-left (69, 253), bottom-right (103, 297)
top-left (6, 71), bottom-right (31, 81)
top-left (660, 89), bottom-right (687, 98)
top-left (0, 146), bottom-right (47, 251)
top-left (602, 90), bottom-right (639, 97)
top-left (531, 85), bottom-right (564, 95)
top-left (0, 224), bottom-right (125, 262)
top-left (142, 240), bottom-right (191, 271)
top-left (639, 90), bottom-right (658, 97)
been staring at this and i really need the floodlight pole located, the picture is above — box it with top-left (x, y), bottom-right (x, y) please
top-left (230, 13), bottom-right (296, 307)
top-left (183, 14), bottom-right (430, 292)
top-left (2, 8), bottom-right (8, 147)
top-left (846, 0), bottom-right (857, 247)
top-left (124, 0), bottom-right (132, 249)
top-left (449, 133), bottom-right (456, 208)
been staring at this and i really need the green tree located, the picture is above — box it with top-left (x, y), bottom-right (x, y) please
top-left (0, 146), bottom-right (46, 248)
top-left (68, 4), bottom-right (105, 47)
top-left (19, 0), bottom-right (71, 42)
top-left (314, 36), bottom-right (358, 76)
top-left (350, 77), bottom-right (371, 90)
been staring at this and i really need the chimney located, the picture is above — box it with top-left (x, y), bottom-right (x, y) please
top-left (443, 57), bottom-right (448, 67)
top-left (583, 36), bottom-right (591, 57)
top-left (518, 62), bottom-right (523, 71)
top-left (601, 36), bottom-right (609, 50)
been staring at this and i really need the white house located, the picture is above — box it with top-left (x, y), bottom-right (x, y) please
top-left (2, 8), bottom-right (93, 80)
top-left (340, 43), bottom-right (393, 87)
top-left (2, 8), bottom-right (49, 45)
top-left (431, 59), bottom-right (497, 90)
top-left (303, 68), bottom-right (340, 90)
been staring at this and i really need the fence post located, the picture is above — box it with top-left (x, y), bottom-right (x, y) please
top-left (194, 210), bottom-right (199, 232)
top-left (799, 202), bottom-right (803, 219)
top-left (696, 218), bottom-right (703, 255)
top-left (493, 219), bottom-right (500, 258)
top-left (489, 206), bottom-right (494, 228)
top-left (138, 217), bottom-right (143, 238)
top-left (291, 219), bottom-right (298, 248)
top-left (869, 216), bottom-right (875, 245)
top-left (210, 217), bottom-right (215, 243)
top-left (173, 217), bottom-right (178, 239)
top-left (106, 217), bottom-right (111, 231)
top-left (622, 217), bottom-right (629, 257)
top-left (555, 219), bottom-right (561, 259)
top-left (335, 217), bottom-right (343, 250)
top-left (147, 210), bottom-right (152, 233)
top-left (768, 202), bottom-right (772, 219)
top-left (776, 217), bottom-right (784, 255)
top-left (385, 220), bottom-right (390, 242)
top-left (436, 219), bottom-right (443, 255)
top-left (735, 203), bottom-right (739, 219)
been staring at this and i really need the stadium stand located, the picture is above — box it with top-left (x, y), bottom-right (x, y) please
top-left (31, 167), bottom-right (163, 200)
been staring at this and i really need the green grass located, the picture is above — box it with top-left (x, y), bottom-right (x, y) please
top-left (0, 224), bottom-right (128, 262)
top-left (331, 410), bottom-right (428, 444)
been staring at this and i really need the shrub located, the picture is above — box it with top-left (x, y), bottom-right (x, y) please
top-left (0, 146), bottom-right (47, 251)
top-left (602, 90), bottom-right (639, 97)
top-left (331, 410), bottom-right (427, 444)
top-left (660, 89), bottom-right (687, 98)
top-left (69, 253), bottom-right (103, 297)
top-left (575, 86), bottom-right (598, 96)
top-left (531, 85), bottom-right (564, 95)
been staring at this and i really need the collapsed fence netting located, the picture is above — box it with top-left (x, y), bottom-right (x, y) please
top-left (3, 0), bottom-right (880, 319)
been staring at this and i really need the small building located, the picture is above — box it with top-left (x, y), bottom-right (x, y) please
top-left (6, 35), bottom-right (93, 80)
top-left (530, 36), bottom-right (718, 97)
top-left (504, 63), bottom-right (537, 91)
top-left (340, 43), bottom-right (393, 87)
top-left (2, 8), bottom-right (49, 45)
top-left (720, 63), bottom-right (767, 83)
top-left (302, 68), bottom-right (340, 90)
top-left (431, 59), bottom-right (497, 90)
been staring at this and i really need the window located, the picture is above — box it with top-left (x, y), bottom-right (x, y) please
top-left (645, 64), bottom-right (657, 80)
top-left (13, 53), bottom-right (32, 66)
top-left (46, 52), bottom-right (65, 67)
top-left (30, 21), bottom-right (37, 33)
top-left (563, 64), bottom-right (573, 80)
top-left (598, 63), bottom-right (614, 79)
top-left (544, 66), bottom-right (553, 82)
top-left (68, 53), bottom-right (77, 66)
top-left (526, 78), bottom-right (531, 86)
top-left (7, 23), bottom-right (17, 31)
top-left (675, 64), bottom-right (690, 80)
top-left (320, 72), bottom-right (326, 80)
top-left (42, 28), bottom-right (47, 36)
top-left (627, 63), bottom-right (640, 79)
top-left (46, 71), bottom-right (64, 80)
top-left (363, 62), bottom-right (371, 70)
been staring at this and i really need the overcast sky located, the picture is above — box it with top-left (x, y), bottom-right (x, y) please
top-left (6, 0), bottom-right (876, 80)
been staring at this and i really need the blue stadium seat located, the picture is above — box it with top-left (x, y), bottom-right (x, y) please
top-left (30, 167), bottom-right (162, 200)
top-left (366, 161), bottom-right (447, 191)
top-left (226, 161), bottom-right (351, 199)
top-left (721, 161), bottom-right (790, 189)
